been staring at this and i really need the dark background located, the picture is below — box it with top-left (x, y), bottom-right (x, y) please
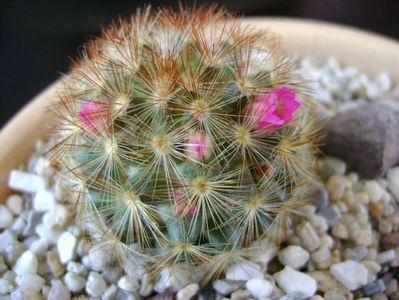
top-left (1, 0), bottom-right (398, 127)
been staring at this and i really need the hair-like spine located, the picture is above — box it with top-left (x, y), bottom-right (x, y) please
top-left (50, 5), bottom-right (320, 284)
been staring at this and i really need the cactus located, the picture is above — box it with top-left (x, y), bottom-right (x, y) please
top-left (51, 6), bottom-right (320, 283)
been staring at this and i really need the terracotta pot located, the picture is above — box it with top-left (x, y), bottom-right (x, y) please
top-left (1, 18), bottom-right (399, 200)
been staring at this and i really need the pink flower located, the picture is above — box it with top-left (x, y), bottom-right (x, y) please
top-left (174, 189), bottom-right (198, 217)
top-left (247, 87), bottom-right (301, 133)
top-left (186, 131), bottom-right (213, 160)
top-left (78, 99), bottom-right (111, 135)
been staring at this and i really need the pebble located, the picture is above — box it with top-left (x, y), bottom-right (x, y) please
top-left (296, 222), bottom-right (320, 252)
top-left (9, 170), bottom-right (46, 194)
top-left (245, 278), bottom-right (274, 298)
top-left (86, 272), bottom-right (107, 298)
top-left (0, 277), bottom-right (15, 294)
top-left (319, 206), bottom-right (341, 226)
top-left (331, 222), bottom-right (349, 239)
top-left (364, 181), bottom-right (383, 202)
top-left (376, 249), bottom-right (396, 264)
top-left (102, 284), bottom-right (118, 300)
top-left (64, 272), bottom-right (86, 292)
top-left (48, 279), bottom-right (71, 300)
top-left (273, 267), bottom-right (316, 299)
top-left (325, 175), bottom-right (347, 202)
top-left (15, 274), bottom-right (45, 292)
top-left (278, 246), bottom-right (309, 269)
top-left (139, 273), bottom-right (154, 297)
top-left (176, 283), bottom-right (199, 300)
top-left (102, 266), bottom-right (122, 284)
top-left (117, 275), bottom-right (139, 292)
top-left (6, 195), bottom-right (24, 215)
top-left (88, 244), bottom-right (114, 270)
top-left (23, 211), bottom-right (43, 237)
top-left (330, 260), bottom-right (368, 290)
top-left (312, 189), bottom-right (329, 210)
top-left (230, 289), bottom-right (251, 300)
top-left (351, 228), bottom-right (373, 246)
top-left (324, 290), bottom-right (347, 300)
top-left (66, 261), bottom-right (87, 276)
top-left (317, 157), bottom-right (347, 179)
top-left (362, 279), bottom-right (386, 296)
top-left (57, 232), bottom-right (77, 264)
top-left (308, 271), bottom-right (346, 293)
top-left (13, 251), bottom-right (38, 276)
top-left (387, 167), bottom-right (399, 200)
top-left (212, 279), bottom-right (240, 295)
top-left (29, 238), bottom-right (48, 258)
top-left (225, 262), bottom-right (264, 281)
top-left (0, 205), bottom-right (13, 229)
top-left (47, 251), bottom-right (65, 278)
top-left (381, 232), bottom-right (399, 250)
top-left (33, 189), bottom-right (56, 211)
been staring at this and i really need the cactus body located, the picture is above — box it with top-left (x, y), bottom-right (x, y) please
top-left (51, 6), bottom-right (320, 282)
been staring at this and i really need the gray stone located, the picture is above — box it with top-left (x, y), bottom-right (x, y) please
top-left (319, 206), bottom-right (341, 226)
top-left (322, 104), bottom-right (399, 178)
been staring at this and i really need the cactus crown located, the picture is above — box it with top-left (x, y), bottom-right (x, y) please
top-left (51, 6), bottom-right (320, 282)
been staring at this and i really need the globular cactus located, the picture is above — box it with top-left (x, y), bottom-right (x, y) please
top-left (51, 6), bottom-right (320, 283)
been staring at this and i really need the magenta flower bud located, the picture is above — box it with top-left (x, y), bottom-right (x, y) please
top-left (186, 131), bottom-right (213, 160)
top-left (247, 87), bottom-right (301, 133)
top-left (78, 99), bottom-right (111, 135)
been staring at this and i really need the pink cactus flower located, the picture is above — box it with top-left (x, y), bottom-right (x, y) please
top-left (247, 87), bottom-right (301, 133)
top-left (78, 99), bottom-right (111, 135)
top-left (186, 131), bottom-right (213, 160)
top-left (174, 189), bottom-right (198, 217)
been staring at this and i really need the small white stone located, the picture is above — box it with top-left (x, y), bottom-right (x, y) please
top-left (66, 261), bottom-right (88, 276)
top-left (88, 244), bottom-right (115, 270)
top-left (117, 275), bottom-right (139, 292)
top-left (57, 232), bottom-right (77, 264)
top-left (376, 250), bottom-right (396, 264)
top-left (33, 189), bottom-right (56, 211)
top-left (0, 231), bottom-right (16, 252)
top-left (278, 246), bottom-right (309, 269)
top-left (296, 222), bottom-right (320, 252)
top-left (225, 262), bottom-right (264, 281)
top-left (64, 272), bottom-right (86, 292)
top-left (0, 277), bottom-right (14, 294)
top-left (153, 267), bottom-right (195, 293)
top-left (86, 271), bottom-right (107, 298)
top-left (29, 238), bottom-right (48, 258)
top-left (0, 205), bottom-right (13, 229)
top-left (364, 180), bottom-right (382, 202)
top-left (48, 279), bottom-right (71, 300)
top-left (15, 274), bottom-right (45, 292)
top-left (176, 283), bottom-right (199, 300)
top-left (387, 167), bottom-right (399, 201)
top-left (274, 266), bottom-right (316, 299)
top-left (6, 195), bottom-right (24, 215)
top-left (35, 222), bottom-right (62, 245)
top-left (330, 260), bottom-right (368, 290)
top-left (250, 238), bottom-right (277, 265)
top-left (246, 278), bottom-right (274, 298)
top-left (212, 279), bottom-right (240, 295)
top-left (102, 266), bottom-right (122, 284)
top-left (13, 251), bottom-right (38, 275)
top-left (8, 170), bottom-right (46, 194)
top-left (101, 284), bottom-right (118, 300)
